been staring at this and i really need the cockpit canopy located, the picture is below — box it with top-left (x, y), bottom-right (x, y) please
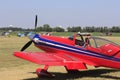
top-left (88, 37), bottom-right (119, 48)
top-left (68, 33), bottom-right (119, 48)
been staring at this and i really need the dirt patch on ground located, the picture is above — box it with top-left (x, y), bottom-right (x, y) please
top-left (0, 64), bottom-right (67, 80)
top-left (0, 65), bottom-right (39, 80)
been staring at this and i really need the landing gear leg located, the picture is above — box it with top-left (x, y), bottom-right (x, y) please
top-left (36, 65), bottom-right (54, 78)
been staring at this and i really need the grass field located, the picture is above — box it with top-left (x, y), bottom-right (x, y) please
top-left (1, 35), bottom-right (120, 80)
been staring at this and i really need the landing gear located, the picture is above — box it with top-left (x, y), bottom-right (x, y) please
top-left (36, 68), bottom-right (53, 78)
top-left (36, 65), bottom-right (54, 78)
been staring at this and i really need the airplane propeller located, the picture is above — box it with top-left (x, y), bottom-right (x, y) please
top-left (20, 15), bottom-right (38, 51)
top-left (35, 15), bottom-right (38, 33)
top-left (21, 40), bottom-right (33, 51)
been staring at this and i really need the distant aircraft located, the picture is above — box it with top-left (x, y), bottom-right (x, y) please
top-left (1, 32), bottom-right (10, 37)
top-left (14, 15), bottom-right (120, 78)
top-left (0, 30), bottom-right (12, 37)
top-left (17, 32), bottom-right (34, 37)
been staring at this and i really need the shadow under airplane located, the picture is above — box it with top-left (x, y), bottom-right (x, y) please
top-left (23, 68), bottom-right (120, 80)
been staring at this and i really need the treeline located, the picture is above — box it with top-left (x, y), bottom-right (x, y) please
top-left (67, 26), bottom-right (120, 32)
top-left (36, 24), bottom-right (64, 32)
top-left (0, 27), bottom-right (33, 31)
top-left (0, 24), bottom-right (120, 32)
top-left (0, 27), bottom-right (24, 31)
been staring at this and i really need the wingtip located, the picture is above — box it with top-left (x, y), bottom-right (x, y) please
top-left (13, 51), bottom-right (21, 57)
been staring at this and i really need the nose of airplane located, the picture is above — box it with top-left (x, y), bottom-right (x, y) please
top-left (28, 34), bottom-right (36, 40)
top-left (20, 34), bottom-right (39, 51)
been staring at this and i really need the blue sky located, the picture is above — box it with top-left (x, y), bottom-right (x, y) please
top-left (0, 0), bottom-right (120, 28)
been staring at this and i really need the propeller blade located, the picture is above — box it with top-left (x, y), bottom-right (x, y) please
top-left (21, 15), bottom-right (38, 51)
top-left (21, 40), bottom-right (33, 51)
top-left (35, 15), bottom-right (38, 32)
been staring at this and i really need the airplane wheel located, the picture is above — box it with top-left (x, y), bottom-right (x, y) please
top-left (36, 68), bottom-right (54, 78)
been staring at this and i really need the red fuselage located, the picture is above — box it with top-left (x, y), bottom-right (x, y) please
top-left (33, 34), bottom-right (120, 69)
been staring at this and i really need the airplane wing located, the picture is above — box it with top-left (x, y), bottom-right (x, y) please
top-left (14, 52), bottom-right (87, 69)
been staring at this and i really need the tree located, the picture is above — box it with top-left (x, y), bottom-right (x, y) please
top-left (110, 26), bottom-right (120, 32)
top-left (36, 26), bottom-right (43, 31)
top-left (43, 24), bottom-right (52, 32)
top-left (53, 27), bottom-right (65, 32)
top-left (67, 26), bottom-right (82, 32)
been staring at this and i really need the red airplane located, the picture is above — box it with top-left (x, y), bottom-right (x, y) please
top-left (14, 16), bottom-right (120, 78)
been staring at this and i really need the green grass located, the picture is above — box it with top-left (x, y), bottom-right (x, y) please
top-left (50, 32), bottom-right (120, 36)
top-left (4, 31), bottom-right (120, 37)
